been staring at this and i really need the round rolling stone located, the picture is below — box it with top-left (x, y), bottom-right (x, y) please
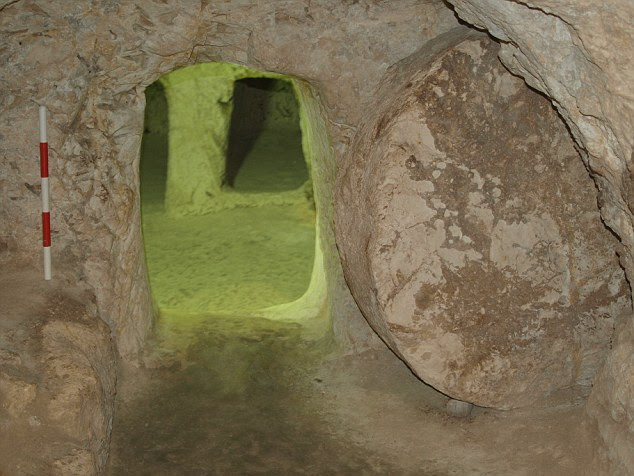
top-left (335, 32), bottom-right (630, 409)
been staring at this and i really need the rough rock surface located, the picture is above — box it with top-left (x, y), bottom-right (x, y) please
top-left (0, 0), bottom-right (632, 472)
top-left (336, 33), bottom-right (630, 409)
top-left (444, 1), bottom-right (634, 470)
top-left (0, 267), bottom-right (116, 475)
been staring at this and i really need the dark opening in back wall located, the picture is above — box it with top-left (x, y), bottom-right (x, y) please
top-left (226, 77), bottom-right (308, 192)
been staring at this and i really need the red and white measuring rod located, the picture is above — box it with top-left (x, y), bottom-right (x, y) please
top-left (39, 105), bottom-right (51, 280)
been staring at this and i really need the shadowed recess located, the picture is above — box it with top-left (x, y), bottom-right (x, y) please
top-left (139, 81), bottom-right (168, 210)
top-left (226, 77), bottom-right (308, 192)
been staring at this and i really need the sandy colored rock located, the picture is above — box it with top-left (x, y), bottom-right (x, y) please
top-left (53, 449), bottom-right (96, 476)
top-left (43, 317), bottom-right (115, 445)
top-left (0, 373), bottom-right (36, 417)
top-left (446, 399), bottom-right (473, 418)
top-left (0, 0), bottom-right (458, 359)
top-left (444, 1), bottom-right (634, 470)
top-left (336, 33), bottom-right (630, 409)
top-left (0, 269), bottom-right (116, 476)
top-left (587, 320), bottom-right (634, 474)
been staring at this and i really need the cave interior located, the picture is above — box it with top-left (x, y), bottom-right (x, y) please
top-left (0, 1), bottom-right (632, 475)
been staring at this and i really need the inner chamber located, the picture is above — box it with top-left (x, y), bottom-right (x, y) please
top-left (139, 64), bottom-right (316, 316)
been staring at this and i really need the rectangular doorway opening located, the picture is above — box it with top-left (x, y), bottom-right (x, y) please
top-left (139, 63), bottom-right (322, 318)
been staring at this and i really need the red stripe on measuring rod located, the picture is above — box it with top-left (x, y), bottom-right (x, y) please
top-left (42, 212), bottom-right (51, 247)
top-left (40, 142), bottom-right (49, 177)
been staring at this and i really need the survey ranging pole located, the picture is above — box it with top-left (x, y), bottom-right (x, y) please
top-left (39, 105), bottom-right (51, 280)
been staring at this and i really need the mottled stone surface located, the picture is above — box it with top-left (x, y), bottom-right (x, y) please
top-left (336, 33), bottom-right (630, 409)
top-left (0, 3), bottom-right (457, 470)
top-left (444, 1), bottom-right (634, 471)
top-left (0, 268), bottom-right (116, 476)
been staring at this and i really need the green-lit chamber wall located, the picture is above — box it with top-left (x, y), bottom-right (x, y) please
top-left (140, 63), bottom-right (319, 318)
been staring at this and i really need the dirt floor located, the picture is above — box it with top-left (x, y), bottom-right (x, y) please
top-left (106, 311), bottom-right (601, 475)
top-left (0, 267), bottom-right (606, 475)
top-left (141, 201), bottom-right (315, 314)
top-left (140, 124), bottom-right (316, 315)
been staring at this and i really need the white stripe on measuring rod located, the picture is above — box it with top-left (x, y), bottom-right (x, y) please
top-left (41, 177), bottom-right (50, 212)
top-left (39, 105), bottom-right (47, 143)
top-left (43, 246), bottom-right (51, 281)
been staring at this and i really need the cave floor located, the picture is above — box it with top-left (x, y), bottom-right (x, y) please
top-left (141, 201), bottom-right (315, 315)
top-left (140, 124), bottom-right (316, 316)
top-left (106, 313), bottom-right (599, 475)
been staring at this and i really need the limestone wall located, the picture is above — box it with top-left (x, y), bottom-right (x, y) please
top-left (0, 268), bottom-right (116, 475)
top-left (158, 63), bottom-right (304, 216)
top-left (161, 64), bottom-right (237, 216)
top-left (0, 0), bottom-right (632, 472)
top-left (229, 78), bottom-right (300, 140)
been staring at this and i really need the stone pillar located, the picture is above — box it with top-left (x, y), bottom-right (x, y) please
top-left (161, 64), bottom-right (238, 216)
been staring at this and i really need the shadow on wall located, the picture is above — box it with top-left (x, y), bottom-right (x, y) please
top-left (140, 70), bottom-right (309, 210)
top-left (140, 81), bottom-right (169, 209)
top-left (225, 78), bottom-right (270, 186)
